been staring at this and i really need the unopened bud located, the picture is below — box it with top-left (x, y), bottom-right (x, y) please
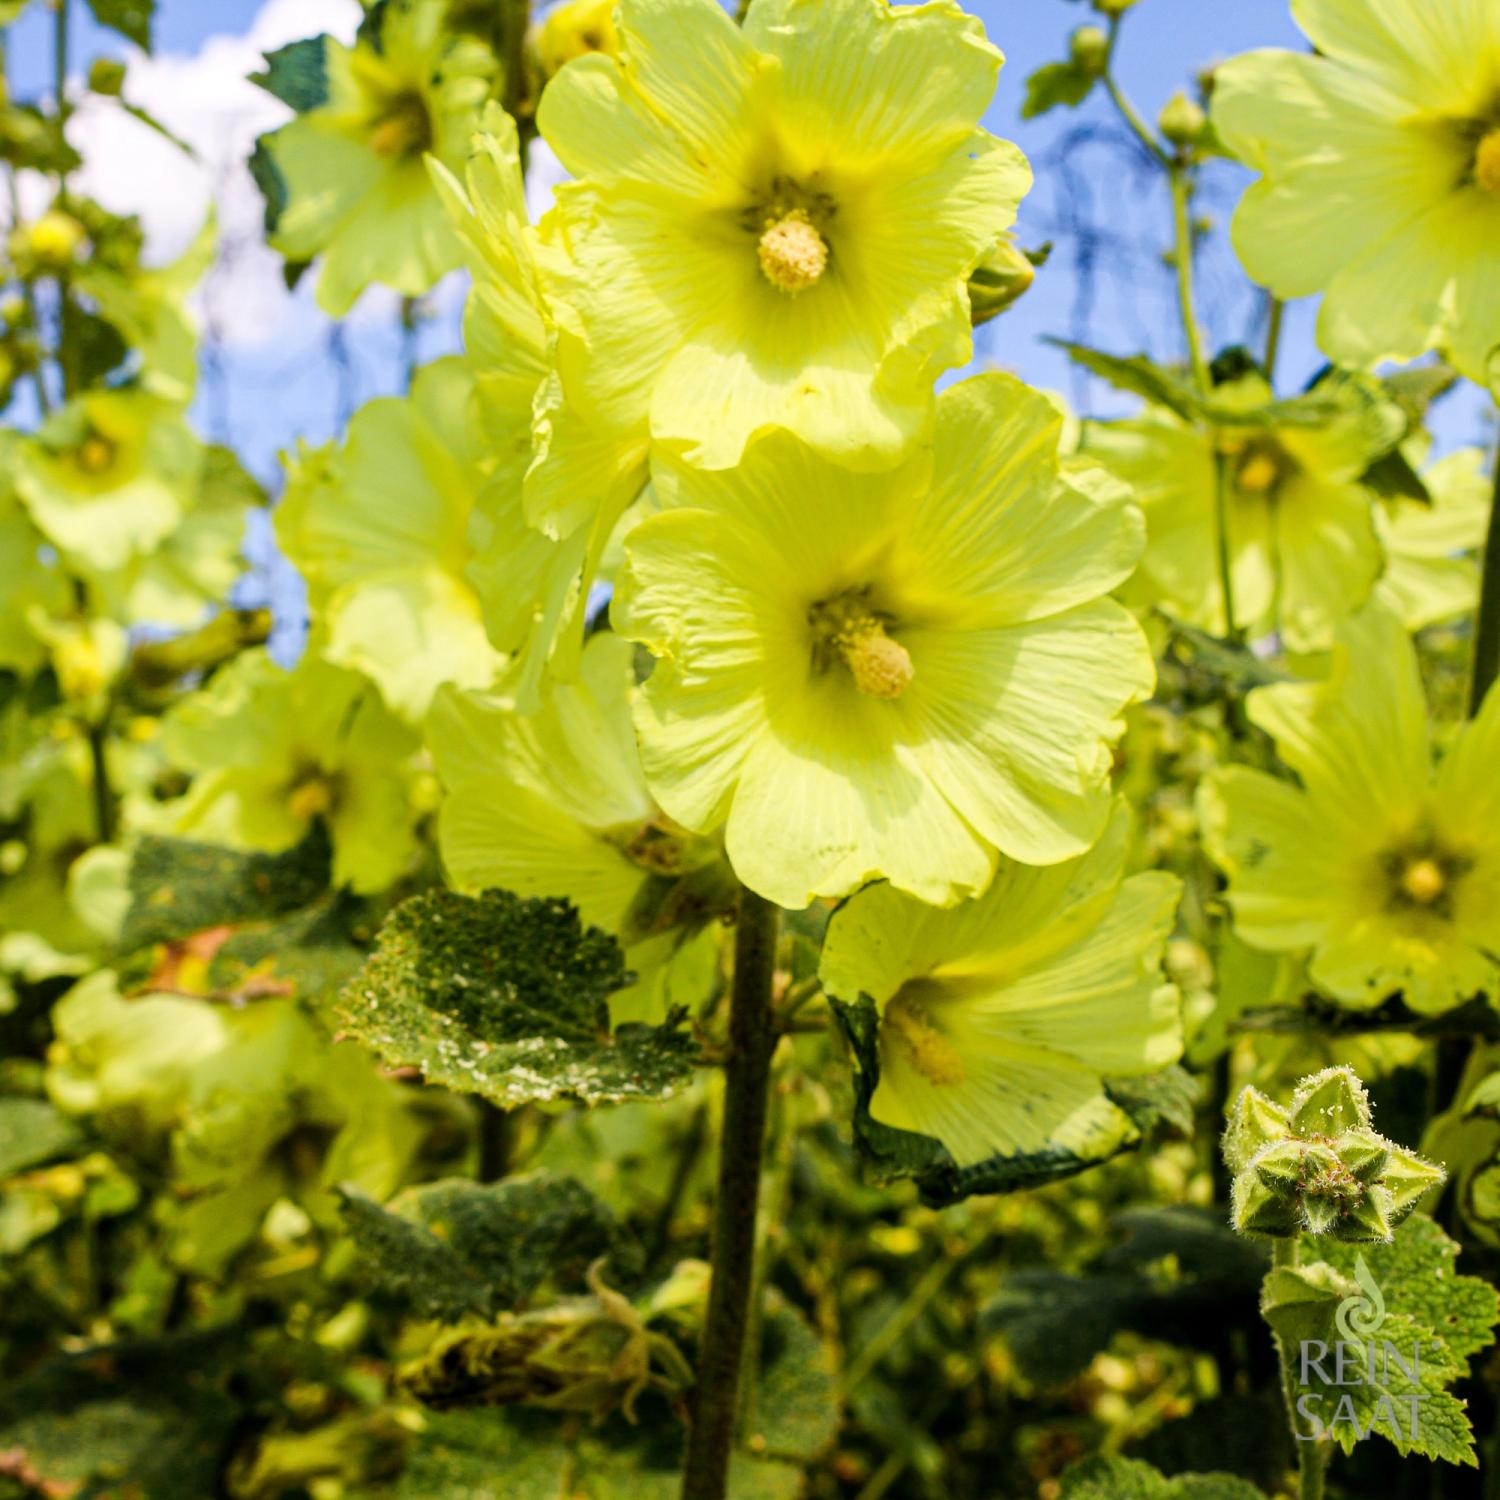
top-left (1092, 0), bottom-right (1138, 15)
top-left (967, 235), bottom-right (1040, 325)
top-left (1158, 90), bottom-right (1208, 148)
top-left (88, 57), bottom-right (127, 96)
top-left (1069, 25), bottom-right (1110, 77)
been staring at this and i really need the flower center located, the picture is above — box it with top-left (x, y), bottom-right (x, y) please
top-left (1474, 127), bottom-right (1500, 196)
top-left (1398, 857), bottom-right (1446, 906)
top-left (368, 91), bottom-right (432, 159)
top-left (75, 433), bottom-right (117, 475)
top-left (1382, 838), bottom-right (1469, 916)
top-left (758, 209), bottom-right (828, 294)
top-left (808, 590), bottom-right (913, 700)
top-left (1229, 437), bottom-right (1293, 497)
top-left (882, 992), bottom-right (965, 1087)
top-left (288, 772), bottom-right (338, 823)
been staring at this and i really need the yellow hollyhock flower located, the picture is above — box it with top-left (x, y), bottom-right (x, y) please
top-left (13, 390), bottom-right (203, 575)
top-left (430, 112), bottom-right (649, 702)
top-left (1085, 374), bottom-right (1398, 649)
top-left (260, 0), bottom-right (496, 317)
top-left (426, 632), bottom-right (730, 1022)
top-left (536, 0), bottom-right (619, 76)
top-left (1199, 604), bottom-right (1500, 1014)
top-left (612, 374), bottom-right (1154, 910)
top-left (156, 651), bottom-right (422, 894)
top-left (276, 358), bottom-right (503, 721)
top-left (535, 0), bottom-right (1031, 473)
top-left (1212, 0), bottom-right (1500, 385)
top-left (820, 803), bottom-right (1182, 1174)
top-left (1375, 446), bottom-right (1492, 630)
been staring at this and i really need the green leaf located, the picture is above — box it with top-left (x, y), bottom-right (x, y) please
top-left (982, 1208), bottom-right (1266, 1386)
top-left (752, 1294), bottom-right (839, 1462)
top-left (831, 996), bottom-right (1165, 1207)
top-left (338, 890), bottom-right (698, 1108)
top-left (0, 1328), bottom-right (240, 1500)
top-left (1261, 1215), bottom-right (1499, 1464)
top-left (1059, 1455), bottom-right (1266, 1499)
top-left (394, 1408), bottom-right (684, 1500)
top-left (84, 0), bottom-right (153, 49)
top-left (120, 99), bottom-right (196, 156)
top-left (251, 37), bottom-right (330, 112)
top-left (119, 828), bottom-right (332, 951)
top-left (0, 104), bottom-right (83, 174)
top-left (0, 1097), bottom-right (84, 1179)
top-left (338, 1173), bottom-right (634, 1323)
top-left (248, 134), bottom-right (288, 235)
top-left (1051, 339), bottom-right (1203, 420)
top-left (73, 307), bottom-right (130, 387)
top-left (1103, 1065), bottom-right (1198, 1136)
top-left (1021, 60), bottom-right (1097, 118)
top-left (1359, 446), bottom-right (1433, 505)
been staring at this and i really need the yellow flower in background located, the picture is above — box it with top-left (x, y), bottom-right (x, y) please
top-left (1085, 373), bottom-right (1398, 649)
top-left (13, 390), bottom-right (203, 575)
top-left (536, 0), bottom-right (1030, 473)
top-left (1375, 446), bottom-right (1492, 631)
top-left (426, 631), bottom-right (729, 1023)
top-left (536, 0), bottom-right (619, 77)
top-left (1199, 604), bottom-right (1500, 1014)
top-left (819, 803), bottom-right (1182, 1172)
top-left (430, 112), bottom-right (649, 703)
top-left (613, 374), bottom-right (1153, 910)
top-left (259, 0), bottom-right (496, 317)
top-left (0, 449), bottom-right (70, 676)
top-left (1213, 0), bottom-right (1500, 385)
top-left (276, 358), bottom-right (503, 722)
top-left (154, 651), bottom-right (422, 894)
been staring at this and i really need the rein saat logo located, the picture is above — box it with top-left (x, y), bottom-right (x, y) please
top-left (1293, 1255), bottom-right (1440, 1444)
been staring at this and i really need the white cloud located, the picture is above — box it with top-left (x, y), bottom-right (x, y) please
top-left (56, 0), bottom-right (362, 350)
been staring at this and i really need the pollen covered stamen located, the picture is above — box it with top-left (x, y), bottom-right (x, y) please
top-left (76, 435), bottom-right (116, 475)
top-left (1474, 127), bottom-right (1500, 197)
top-left (369, 91), bottom-right (432, 158)
top-left (809, 592), bottom-right (914, 700)
top-left (1237, 453), bottom-right (1280, 494)
top-left (758, 209), bottom-right (828, 294)
top-left (1399, 857), bottom-right (1446, 906)
top-left (288, 775), bottom-right (336, 823)
top-left (882, 994), bottom-right (965, 1087)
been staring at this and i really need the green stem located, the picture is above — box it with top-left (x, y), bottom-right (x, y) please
top-left (837, 1249), bottom-right (958, 1399)
top-left (1100, 19), bottom-right (1170, 170)
top-left (86, 721), bottom-right (115, 844)
top-left (1169, 165), bottom-right (1211, 393)
top-left (1467, 425), bottom-right (1500, 718)
top-left (1213, 452), bottom-right (1240, 643)
top-left (1263, 295), bottom-right (1284, 382)
top-left (680, 886), bottom-right (780, 1500)
top-left (1271, 1236), bottom-right (1329, 1500)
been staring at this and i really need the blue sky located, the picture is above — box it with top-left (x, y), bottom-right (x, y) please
top-left (5, 0), bottom-right (1493, 481)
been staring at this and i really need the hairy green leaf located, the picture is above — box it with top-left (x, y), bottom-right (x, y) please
top-left (339, 890), bottom-right (698, 1107)
top-left (338, 1173), bottom-right (633, 1323)
top-left (85, 0), bottom-right (153, 50)
top-left (1059, 1455), bottom-right (1266, 1499)
top-left (250, 37), bottom-right (331, 112)
top-left (1021, 61), bottom-right (1097, 118)
top-left (1262, 1215), bottom-right (1499, 1464)
top-left (0, 1097), bottom-right (84, 1179)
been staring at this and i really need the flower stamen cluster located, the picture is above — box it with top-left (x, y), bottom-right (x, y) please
top-left (757, 209), bottom-right (829, 293)
top-left (1474, 126), bottom-right (1500, 197)
top-left (807, 589), bottom-right (913, 700)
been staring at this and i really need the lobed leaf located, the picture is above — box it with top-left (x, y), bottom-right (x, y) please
top-left (338, 889), bottom-right (698, 1107)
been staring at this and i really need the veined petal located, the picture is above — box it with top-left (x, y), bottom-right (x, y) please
top-left (910, 600), bottom-right (1154, 866)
